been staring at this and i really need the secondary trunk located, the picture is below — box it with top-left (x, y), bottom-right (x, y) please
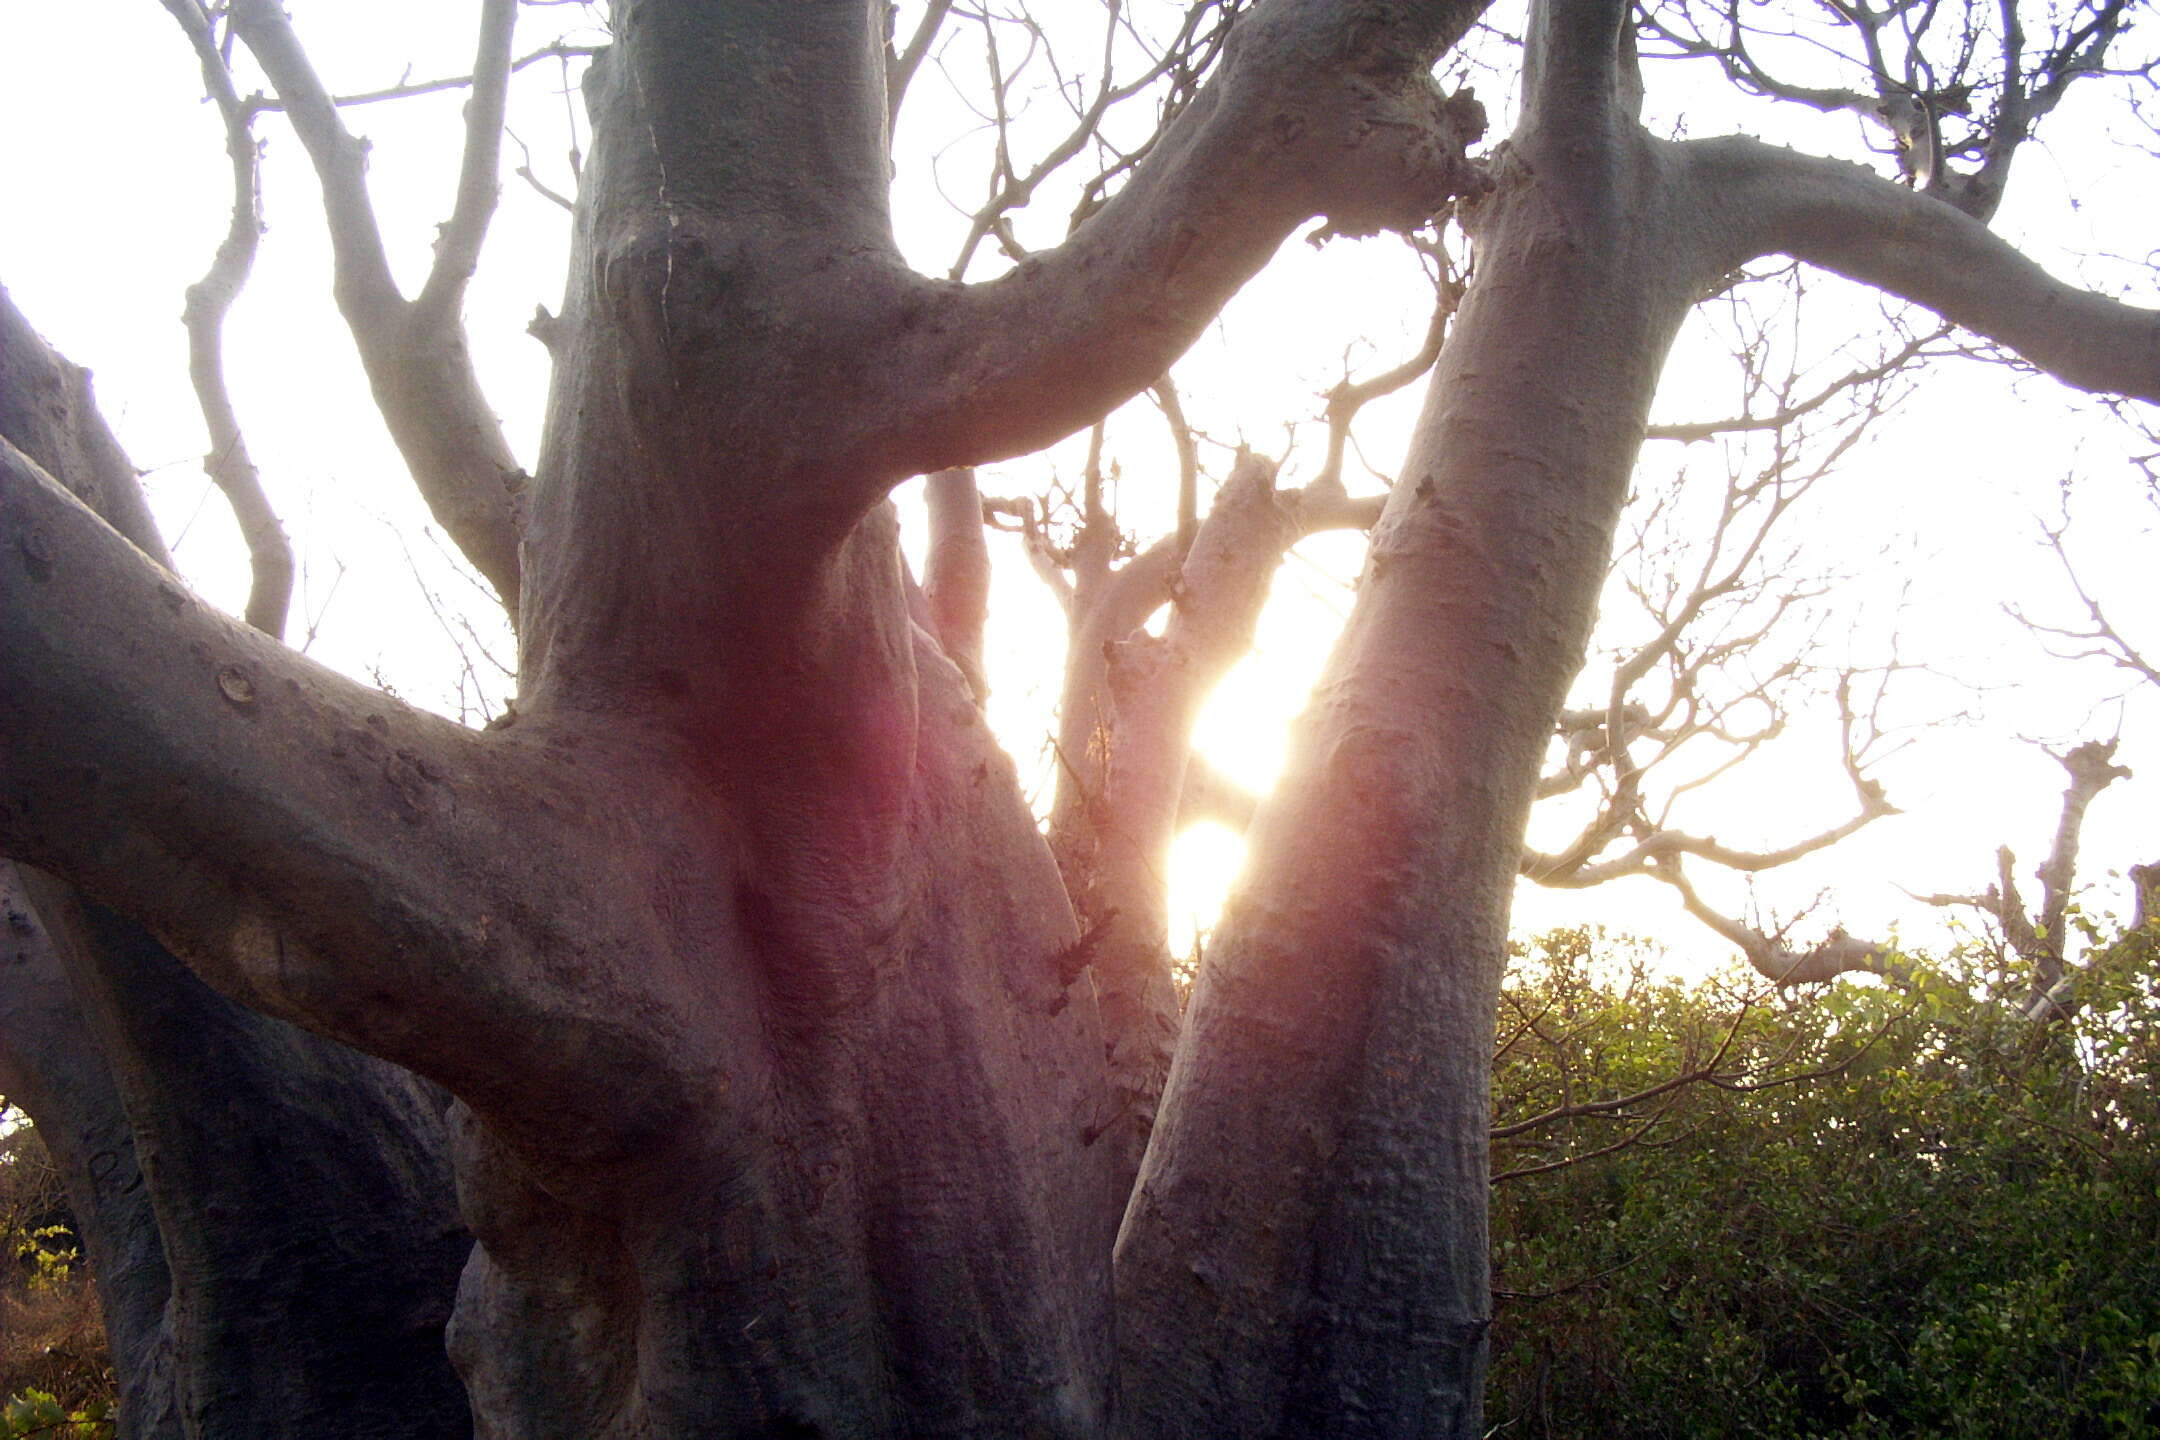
top-left (0, 291), bottom-right (474, 1439)
top-left (1113, 11), bottom-right (1728, 1435)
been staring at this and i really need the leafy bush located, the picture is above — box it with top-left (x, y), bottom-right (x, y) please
top-left (0, 1121), bottom-right (111, 1428)
top-left (1487, 926), bottom-right (2160, 1439)
top-left (0, 1389), bottom-right (110, 1439)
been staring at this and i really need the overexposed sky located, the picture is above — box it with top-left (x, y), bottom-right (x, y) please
top-left (2, 1), bottom-right (2153, 973)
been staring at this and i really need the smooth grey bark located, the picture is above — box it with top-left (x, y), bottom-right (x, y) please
top-left (20, 877), bottom-right (473, 1440)
top-left (1113, 9), bottom-right (1725, 1433)
top-left (0, 870), bottom-right (178, 1440)
top-left (0, 291), bottom-right (471, 1438)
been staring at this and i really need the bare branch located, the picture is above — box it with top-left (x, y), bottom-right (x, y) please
top-left (1646, 324), bottom-right (1954, 443)
top-left (416, 0), bottom-right (521, 324)
top-left (878, 0), bottom-right (1494, 472)
top-left (982, 494), bottom-right (1075, 614)
top-left (243, 40), bottom-right (599, 113)
top-left (2010, 502), bottom-right (2160, 689)
top-left (1651, 854), bottom-right (1904, 985)
top-left (229, 0), bottom-right (528, 611)
top-left (1151, 374), bottom-right (1200, 554)
top-left (2035, 739), bottom-right (2133, 966)
top-left (887, 0), bottom-right (958, 126)
top-left (161, 0), bottom-right (293, 638)
top-left (1698, 136), bottom-right (2160, 404)
top-left (1317, 269), bottom-right (1462, 492)
top-left (923, 467), bottom-right (993, 701)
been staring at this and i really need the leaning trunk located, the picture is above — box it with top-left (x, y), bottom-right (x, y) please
top-left (1113, 10), bottom-right (1721, 1434)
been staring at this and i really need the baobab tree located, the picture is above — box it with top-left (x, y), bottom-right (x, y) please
top-left (1, 3), bottom-right (2155, 1438)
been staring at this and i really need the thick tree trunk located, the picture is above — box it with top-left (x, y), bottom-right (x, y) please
top-left (1112, 11), bottom-right (1725, 1435)
top-left (20, 877), bottom-right (473, 1439)
top-left (0, 292), bottom-right (471, 1438)
top-left (12, 2), bottom-right (2152, 1437)
top-left (0, 869), bottom-right (178, 1440)
top-left (441, 7), bottom-right (1122, 1434)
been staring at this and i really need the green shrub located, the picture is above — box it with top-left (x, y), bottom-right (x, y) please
top-left (0, 1121), bottom-right (111, 1426)
top-left (1488, 926), bottom-right (2160, 1439)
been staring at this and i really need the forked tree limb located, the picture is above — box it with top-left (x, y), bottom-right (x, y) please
top-left (1654, 856), bottom-right (1905, 985)
top-left (2036, 740), bottom-right (2133, 966)
top-left (228, 0), bottom-right (528, 611)
top-left (885, 0), bottom-right (956, 125)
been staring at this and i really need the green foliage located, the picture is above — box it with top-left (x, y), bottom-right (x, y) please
top-left (10, 1229), bottom-right (74, 1292)
top-left (0, 1390), bottom-right (110, 1438)
top-left (0, 1119), bottom-right (112, 1425)
top-left (1488, 926), bottom-right (2160, 1439)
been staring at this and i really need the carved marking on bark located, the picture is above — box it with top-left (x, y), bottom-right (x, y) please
top-left (215, 666), bottom-right (258, 708)
top-left (16, 523), bottom-right (53, 581)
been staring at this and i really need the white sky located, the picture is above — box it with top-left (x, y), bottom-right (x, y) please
top-left (1, 1), bottom-right (2154, 977)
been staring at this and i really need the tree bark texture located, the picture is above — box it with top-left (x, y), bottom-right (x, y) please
top-left (0, 292), bottom-right (470, 1438)
top-left (1113, 10), bottom-right (1732, 1434)
top-left (0, 869), bottom-right (177, 1440)
top-left (4, 1), bottom-right (2158, 1437)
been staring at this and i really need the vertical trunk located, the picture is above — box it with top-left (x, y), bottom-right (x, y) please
top-left (441, 5), bottom-right (1123, 1433)
top-left (18, 876), bottom-right (473, 1439)
top-left (0, 868), bottom-right (178, 1440)
top-left (1114, 10), bottom-right (1717, 1435)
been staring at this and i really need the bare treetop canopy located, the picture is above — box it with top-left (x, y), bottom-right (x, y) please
top-left (0, 2), bottom-right (2154, 1436)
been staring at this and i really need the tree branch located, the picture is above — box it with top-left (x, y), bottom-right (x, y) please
top-left (922, 467), bottom-right (992, 701)
top-left (0, 290), bottom-right (169, 567)
top-left (2035, 739), bottom-right (2132, 968)
top-left (1646, 324), bottom-right (1953, 443)
top-left (229, 0), bottom-right (528, 611)
top-left (0, 444), bottom-right (631, 1137)
top-left (243, 40), bottom-right (598, 113)
top-left (161, 0), bottom-right (293, 638)
top-left (414, 0), bottom-right (520, 325)
top-left (982, 494), bottom-right (1075, 615)
top-left (1701, 136), bottom-right (2160, 403)
top-left (1650, 855), bottom-right (1904, 986)
top-left (887, 0), bottom-right (956, 127)
top-left (877, 0), bottom-right (1493, 472)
